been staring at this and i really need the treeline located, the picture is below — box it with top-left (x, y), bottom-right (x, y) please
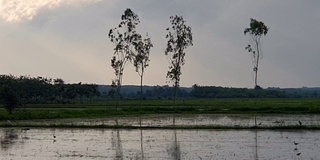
top-left (190, 85), bottom-right (285, 98)
top-left (99, 85), bottom-right (320, 99)
top-left (0, 74), bottom-right (100, 104)
top-left (1, 74), bottom-right (319, 106)
top-left (101, 85), bottom-right (284, 99)
top-left (99, 85), bottom-right (192, 100)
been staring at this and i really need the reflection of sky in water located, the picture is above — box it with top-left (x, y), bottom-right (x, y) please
top-left (0, 128), bottom-right (319, 159)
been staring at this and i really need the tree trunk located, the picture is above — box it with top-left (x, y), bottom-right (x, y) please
top-left (140, 74), bottom-right (143, 109)
top-left (254, 69), bottom-right (258, 106)
top-left (115, 82), bottom-right (121, 111)
top-left (173, 80), bottom-right (178, 109)
top-left (254, 40), bottom-right (260, 126)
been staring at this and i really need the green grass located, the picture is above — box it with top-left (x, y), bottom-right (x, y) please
top-left (1, 98), bottom-right (320, 120)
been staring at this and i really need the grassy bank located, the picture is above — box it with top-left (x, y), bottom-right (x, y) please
top-left (1, 98), bottom-right (320, 120)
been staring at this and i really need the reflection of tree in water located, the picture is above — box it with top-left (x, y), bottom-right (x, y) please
top-left (133, 117), bottom-right (145, 160)
top-left (0, 129), bottom-right (19, 150)
top-left (134, 128), bottom-right (145, 160)
top-left (254, 130), bottom-right (258, 160)
top-left (167, 129), bottom-right (181, 160)
top-left (111, 118), bottom-right (123, 160)
top-left (139, 116), bottom-right (143, 159)
top-left (140, 129), bottom-right (144, 160)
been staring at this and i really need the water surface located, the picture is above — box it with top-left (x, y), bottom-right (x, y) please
top-left (5, 114), bottom-right (320, 127)
top-left (1, 128), bottom-right (319, 160)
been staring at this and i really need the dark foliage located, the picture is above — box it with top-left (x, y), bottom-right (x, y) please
top-left (0, 74), bottom-right (100, 107)
top-left (99, 84), bottom-right (320, 100)
top-left (190, 85), bottom-right (286, 98)
top-left (0, 85), bottom-right (19, 114)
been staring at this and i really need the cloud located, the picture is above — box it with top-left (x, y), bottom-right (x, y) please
top-left (0, 0), bottom-right (101, 22)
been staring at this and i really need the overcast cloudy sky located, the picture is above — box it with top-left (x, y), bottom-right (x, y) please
top-left (0, 0), bottom-right (319, 88)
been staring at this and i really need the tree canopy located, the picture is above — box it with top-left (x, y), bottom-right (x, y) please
top-left (0, 74), bottom-right (100, 114)
top-left (165, 15), bottom-right (193, 106)
top-left (108, 8), bottom-right (143, 109)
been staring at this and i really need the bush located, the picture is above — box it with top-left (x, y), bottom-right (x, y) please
top-left (0, 86), bottom-right (20, 114)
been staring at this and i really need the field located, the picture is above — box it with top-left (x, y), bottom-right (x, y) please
top-left (1, 98), bottom-right (320, 121)
top-left (2, 128), bottom-right (319, 159)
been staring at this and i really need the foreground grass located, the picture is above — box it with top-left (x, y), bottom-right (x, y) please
top-left (0, 98), bottom-right (320, 120)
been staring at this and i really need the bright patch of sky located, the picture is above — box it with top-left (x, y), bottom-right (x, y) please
top-left (0, 0), bottom-right (101, 22)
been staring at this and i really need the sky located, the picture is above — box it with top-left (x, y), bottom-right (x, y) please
top-left (0, 0), bottom-right (320, 88)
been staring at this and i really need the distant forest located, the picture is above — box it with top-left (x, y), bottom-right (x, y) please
top-left (0, 75), bottom-right (99, 104)
top-left (1, 74), bottom-right (320, 106)
top-left (99, 85), bottom-right (320, 99)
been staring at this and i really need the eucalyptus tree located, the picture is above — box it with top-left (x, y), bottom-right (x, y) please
top-left (165, 15), bottom-right (193, 107)
top-left (108, 8), bottom-right (141, 109)
top-left (133, 34), bottom-right (153, 106)
top-left (244, 18), bottom-right (269, 126)
top-left (244, 18), bottom-right (269, 90)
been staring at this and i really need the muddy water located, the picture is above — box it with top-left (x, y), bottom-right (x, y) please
top-left (0, 128), bottom-right (319, 160)
top-left (6, 114), bottom-right (320, 127)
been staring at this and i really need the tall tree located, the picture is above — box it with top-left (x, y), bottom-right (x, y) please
top-left (165, 15), bottom-right (193, 107)
top-left (244, 18), bottom-right (269, 126)
top-left (244, 18), bottom-right (269, 89)
top-left (133, 34), bottom-right (153, 106)
top-left (108, 8), bottom-right (141, 109)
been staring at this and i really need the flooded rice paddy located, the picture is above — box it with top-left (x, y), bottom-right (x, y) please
top-left (1, 128), bottom-right (320, 159)
top-left (1, 114), bottom-right (320, 159)
top-left (4, 114), bottom-right (320, 128)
